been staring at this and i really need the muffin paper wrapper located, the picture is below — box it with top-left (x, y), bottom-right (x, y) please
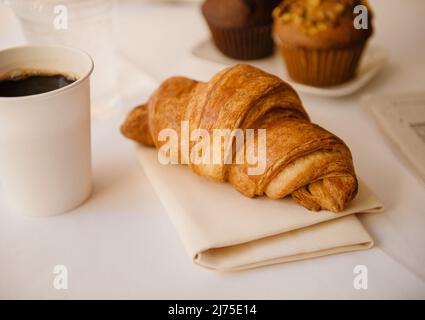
top-left (277, 42), bottom-right (367, 87)
top-left (207, 23), bottom-right (274, 60)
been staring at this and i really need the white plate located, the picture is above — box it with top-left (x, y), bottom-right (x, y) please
top-left (192, 38), bottom-right (388, 98)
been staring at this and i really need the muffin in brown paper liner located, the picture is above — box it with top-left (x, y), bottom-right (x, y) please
top-left (202, 0), bottom-right (281, 60)
top-left (273, 0), bottom-right (373, 87)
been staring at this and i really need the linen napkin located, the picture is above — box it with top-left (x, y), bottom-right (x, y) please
top-left (137, 146), bottom-right (383, 271)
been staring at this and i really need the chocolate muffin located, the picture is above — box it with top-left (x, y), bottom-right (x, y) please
top-left (273, 0), bottom-right (373, 86)
top-left (202, 0), bottom-right (281, 60)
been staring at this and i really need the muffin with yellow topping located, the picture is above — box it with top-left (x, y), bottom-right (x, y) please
top-left (273, 0), bottom-right (373, 86)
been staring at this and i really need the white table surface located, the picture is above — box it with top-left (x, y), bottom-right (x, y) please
top-left (1, 0), bottom-right (425, 299)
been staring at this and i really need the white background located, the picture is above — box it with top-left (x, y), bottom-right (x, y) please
top-left (1, 0), bottom-right (425, 299)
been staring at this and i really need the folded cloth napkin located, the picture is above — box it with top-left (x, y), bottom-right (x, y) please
top-left (137, 146), bottom-right (384, 271)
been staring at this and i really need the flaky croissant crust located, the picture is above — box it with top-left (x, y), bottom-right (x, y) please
top-left (121, 64), bottom-right (358, 212)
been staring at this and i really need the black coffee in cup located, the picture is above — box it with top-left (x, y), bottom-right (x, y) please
top-left (0, 72), bottom-right (76, 97)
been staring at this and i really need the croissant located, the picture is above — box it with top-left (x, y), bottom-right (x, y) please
top-left (121, 64), bottom-right (358, 212)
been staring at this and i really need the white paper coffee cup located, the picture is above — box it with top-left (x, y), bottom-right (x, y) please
top-left (0, 45), bottom-right (94, 216)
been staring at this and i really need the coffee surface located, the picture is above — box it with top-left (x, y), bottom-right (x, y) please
top-left (0, 74), bottom-right (76, 97)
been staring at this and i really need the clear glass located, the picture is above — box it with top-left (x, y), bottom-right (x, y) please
top-left (7, 0), bottom-right (117, 114)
